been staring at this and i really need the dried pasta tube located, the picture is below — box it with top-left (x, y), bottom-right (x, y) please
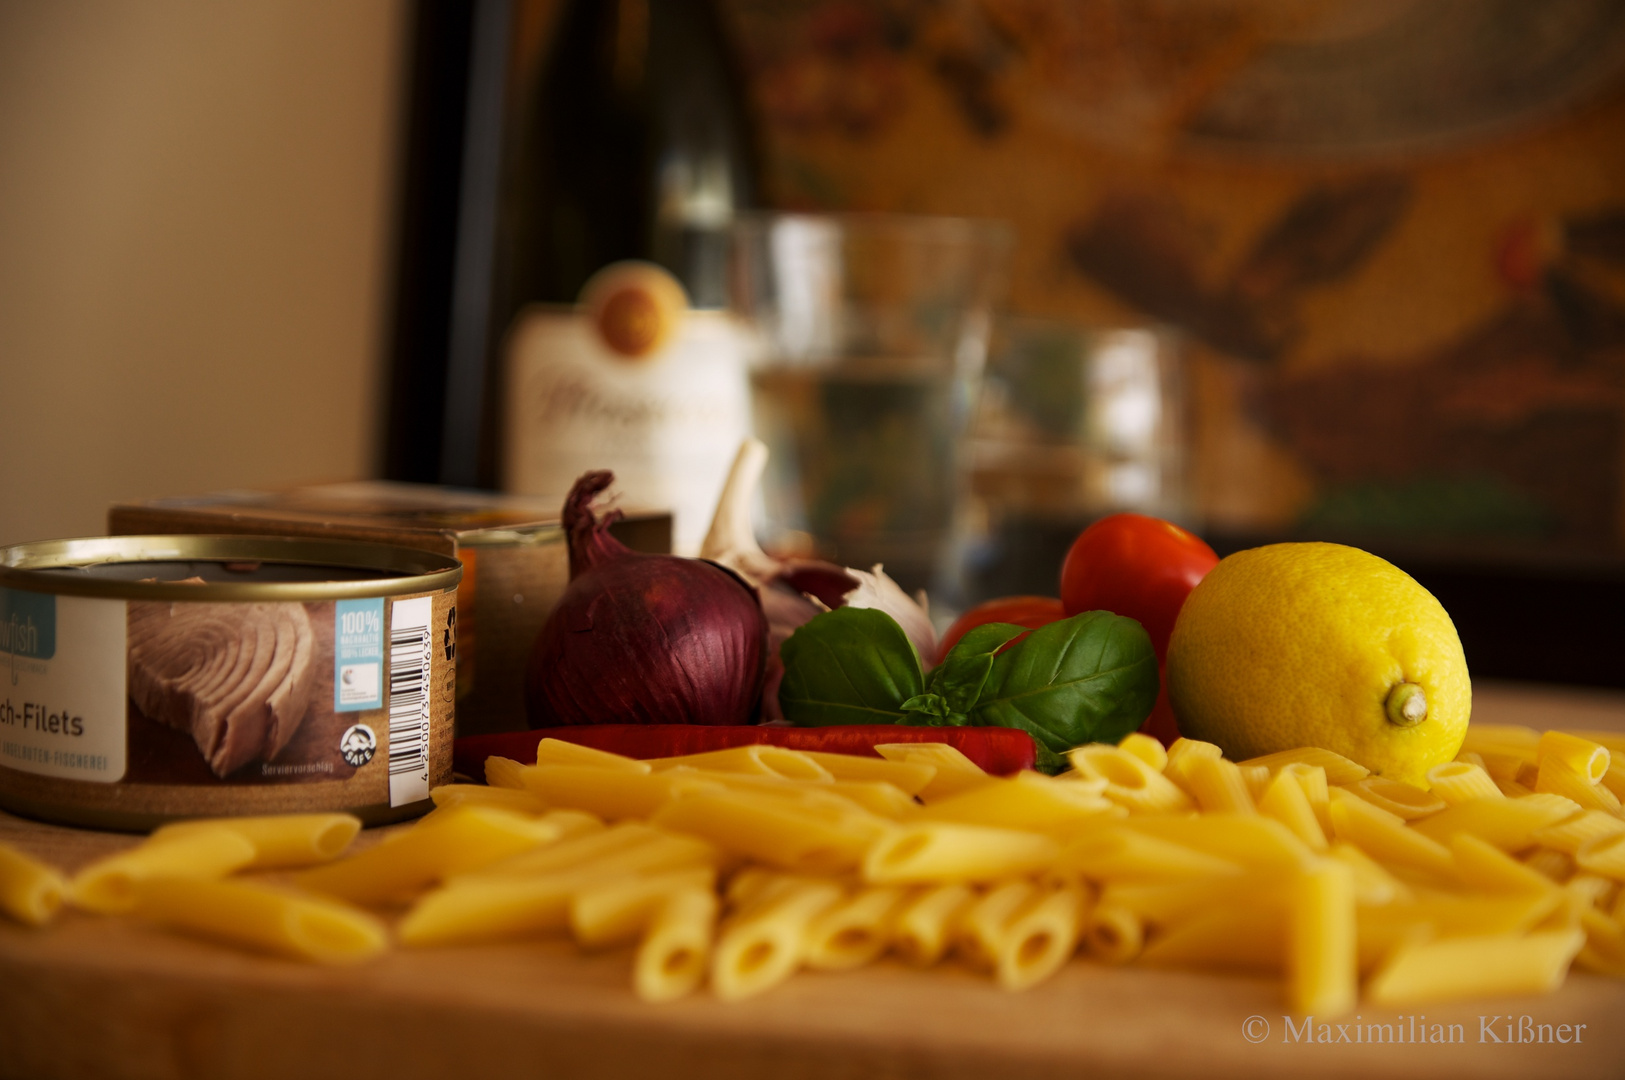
top-left (1452, 833), bottom-right (1560, 895)
top-left (864, 822), bottom-right (1059, 885)
top-left (1162, 738), bottom-right (1222, 793)
top-left (1067, 745), bottom-right (1191, 814)
top-left (1326, 843), bottom-right (1410, 906)
top-left (1116, 733), bottom-right (1168, 773)
top-left (653, 790), bottom-right (883, 874)
top-left (891, 883), bottom-right (974, 966)
top-left (1565, 874), bottom-right (1616, 911)
top-left (484, 755), bottom-right (529, 789)
top-left (1534, 811), bottom-right (1625, 857)
top-left (1327, 790), bottom-right (1454, 879)
top-left (570, 867), bottom-right (717, 948)
top-left (649, 745), bottom-right (833, 781)
top-left (132, 877), bottom-right (387, 964)
top-left (535, 737), bottom-right (652, 773)
top-left (1082, 904), bottom-right (1142, 964)
top-left (1239, 765), bottom-right (1272, 803)
top-left (1411, 793), bottom-right (1578, 851)
top-left (1537, 731), bottom-right (1611, 783)
top-left (1578, 833), bottom-right (1625, 881)
top-left (1536, 757), bottom-right (1622, 814)
top-left (73, 829), bottom-right (256, 914)
top-left (463, 822), bottom-right (663, 880)
top-left (1425, 761), bottom-right (1503, 806)
top-left (1057, 826), bottom-right (1241, 883)
top-left (789, 751), bottom-right (937, 795)
top-left (1494, 778), bottom-right (1535, 798)
top-left (710, 877), bottom-right (843, 1001)
top-left (1257, 770), bottom-right (1328, 852)
top-left (1340, 777), bottom-right (1444, 821)
top-left (958, 880), bottom-right (1038, 970)
top-left (996, 882), bottom-right (1086, 991)
top-left (1524, 848), bottom-right (1576, 883)
top-left (152, 814), bottom-right (361, 870)
top-left (1140, 904), bottom-right (1287, 973)
top-left (1366, 928), bottom-right (1585, 1005)
top-left (635, 886), bottom-right (718, 1003)
top-left (874, 743), bottom-right (996, 802)
top-left (430, 784), bottom-right (550, 815)
top-left (1239, 747), bottom-right (1369, 786)
top-left (1124, 816), bottom-right (1314, 873)
top-left (523, 764), bottom-right (696, 821)
top-left (803, 885), bottom-right (906, 971)
top-left (1287, 860), bottom-right (1356, 1016)
top-left (294, 807), bottom-right (562, 905)
top-left (1183, 755), bottom-right (1256, 815)
top-left (920, 771), bottom-right (1118, 831)
top-left (1603, 762), bottom-right (1625, 802)
top-left (1280, 764), bottom-right (1333, 837)
top-left (1461, 723), bottom-right (1541, 757)
top-left (0, 841), bottom-right (68, 927)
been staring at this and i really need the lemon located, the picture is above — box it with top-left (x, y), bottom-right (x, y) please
top-left (1165, 542), bottom-right (1470, 786)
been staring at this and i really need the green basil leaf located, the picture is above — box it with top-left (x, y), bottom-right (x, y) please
top-left (899, 693), bottom-right (965, 726)
top-left (931, 622), bottom-right (1028, 713)
top-left (968, 610), bottom-right (1158, 763)
top-left (778, 607), bottom-right (925, 727)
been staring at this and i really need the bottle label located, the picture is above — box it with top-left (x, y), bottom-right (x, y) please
top-left (502, 307), bottom-right (752, 554)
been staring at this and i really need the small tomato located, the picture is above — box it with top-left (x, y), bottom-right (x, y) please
top-left (937, 595), bottom-right (1066, 664)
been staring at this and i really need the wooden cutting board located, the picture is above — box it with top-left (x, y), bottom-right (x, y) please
top-left (4, 682), bottom-right (1624, 1080)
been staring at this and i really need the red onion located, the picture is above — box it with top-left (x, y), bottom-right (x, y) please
top-left (525, 471), bottom-right (769, 727)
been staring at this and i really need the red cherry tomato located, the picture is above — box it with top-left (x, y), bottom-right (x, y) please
top-left (1060, 514), bottom-right (1219, 745)
top-left (937, 595), bottom-right (1066, 664)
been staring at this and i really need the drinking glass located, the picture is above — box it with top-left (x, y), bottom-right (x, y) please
top-left (729, 213), bottom-right (1011, 595)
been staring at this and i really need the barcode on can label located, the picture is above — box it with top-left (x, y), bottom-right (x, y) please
top-left (386, 596), bottom-right (432, 807)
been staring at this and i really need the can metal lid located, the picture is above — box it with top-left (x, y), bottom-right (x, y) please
top-left (0, 535), bottom-right (463, 602)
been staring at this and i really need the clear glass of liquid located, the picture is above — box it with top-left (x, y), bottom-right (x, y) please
top-left (729, 213), bottom-right (1012, 595)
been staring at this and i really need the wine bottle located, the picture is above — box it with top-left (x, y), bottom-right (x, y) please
top-left (489, 0), bottom-right (761, 553)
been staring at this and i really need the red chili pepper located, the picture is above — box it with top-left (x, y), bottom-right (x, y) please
top-left (453, 724), bottom-right (1037, 780)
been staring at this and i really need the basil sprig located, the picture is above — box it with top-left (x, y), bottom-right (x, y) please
top-left (778, 607), bottom-right (1160, 773)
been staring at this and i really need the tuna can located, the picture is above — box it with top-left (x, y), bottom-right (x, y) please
top-left (0, 535), bottom-right (462, 830)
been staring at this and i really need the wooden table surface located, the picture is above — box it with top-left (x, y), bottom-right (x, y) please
top-left (3, 680), bottom-right (1624, 1080)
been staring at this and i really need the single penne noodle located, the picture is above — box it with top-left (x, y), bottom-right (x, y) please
top-left (958, 879), bottom-right (1039, 970)
top-left (1082, 903), bottom-right (1143, 964)
top-left (484, 755), bottom-right (530, 789)
top-left (1162, 738), bottom-right (1222, 793)
top-left (1409, 793), bottom-right (1579, 853)
top-left (920, 771), bottom-right (1122, 832)
top-left (1125, 815), bottom-right (1316, 873)
top-left (1451, 833), bottom-right (1558, 896)
top-left (1140, 903), bottom-right (1288, 973)
top-left (1326, 790), bottom-right (1454, 880)
top-left (73, 829), bottom-right (256, 914)
top-left (1603, 762), bottom-right (1625, 802)
top-left (1475, 750), bottom-right (1532, 784)
top-left (570, 867), bottom-right (717, 948)
top-left (1577, 832), bottom-right (1625, 882)
top-left (1058, 826), bottom-right (1242, 883)
top-left (1096, 875), bottom-right (1281, 927)
top-left (0, 841), bottom-right (69, 927)
top-left (873, 743), bottom-right (997, 802)
top-left (459, 821), bottom-right (662, 880)
top-left (1183, 755), bottom-right (1257, 816)
top-left (1365, 928), bottom-right (1585, 1005)
top-left (1287, 857), bottom-right (1352, 1013)
top-left (430, 784), bottom-right (550, 815)
top-left (653, 790), bottom-right (883, 875)
top-left (1117, 732), bottom-right (1168, 773)
top-left (649, 745), bottom-right (833, 781)
top-left (1258, 770), bottom-right (1328, 852)
top-left (1536, 731), bottom-right (1611, 784)
top-left (1239, 764), bottom-right (1272, 803)
top-left (535, 738), bottom-right (652, 774)
top-left (723, 866), bottom-right (784, 912)
top-left (659, 767), bottom-right (872, 821)
top-left (996, 882), bottom-right (1087, 991)
top-left (1561, 728), bottom-right (1625, 755)
top-left (1576, 909), bottom-right (1625, 977)
top-left (1238, 747), bottom-right (1369, 786)
top-left (153, 813), bottom-right (362, 870)
top-left (1535, 757), bottom-right (1622, 814)
top-left (1495, 777), bottom-right (1535, 798)
top-left (1425, 761), bottom-right (1504, 806)
top-left (1517, 759), bottom-right (1542, 791)
top-left (1455, 749), bottom-right (1487, 768)
top-left (477, 831), bottom-right (718, 892)
top-left (1339, 777), bottom-right (1445, 821)
top-left (295, 806), bottom-right (561, 906)
top-left (780, 751), bottom-right (936, 795)
top-left (1067, 746), bottom-right (1192, 815)
top-left (132, 876), bottom-right (387, 964)
top-left (890, 882), bottom-right (974, 965)
top-left (710, 877), bottom-right (843, 1001)
top-left (522, 764), bottom-right (699, 820)
top-left (1461, 723), bottom-right (1541, 756)
top-left (803, 884), bottom-right (907, 971)
top-left (864, 821), bottom-right (1060, 885)
top-left (818, 779), bottom-right (920, 820)
top-left (635, 886), bottom-right (718, 1003)
top-left (1565, 873), bottom-right (1616, 911)
top-left (1531, 810), bottom-right (1625, 857)
top-left (1280, 763), bottom-right (1333, 837)
top-left (1361, 891), bottom-right (1563, 945)
top-left (1524, 847), bottom-right (1576, 883)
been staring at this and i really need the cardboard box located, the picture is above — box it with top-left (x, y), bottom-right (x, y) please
top-left (109, 481), bottom-right (672, 736)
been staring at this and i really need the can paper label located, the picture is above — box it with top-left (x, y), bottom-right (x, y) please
top-left (0, 589), bottom-right (128, 782)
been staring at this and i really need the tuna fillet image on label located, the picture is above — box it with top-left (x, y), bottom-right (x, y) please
top-left (127, 602), bottom-right (317, 777)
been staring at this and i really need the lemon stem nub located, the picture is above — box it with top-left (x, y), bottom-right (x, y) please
top-left (1385, 682), bottom-right (1427, 727)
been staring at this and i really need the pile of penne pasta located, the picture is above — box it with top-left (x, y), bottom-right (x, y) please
top-left (2, 724), bottom-right (1624, 1011)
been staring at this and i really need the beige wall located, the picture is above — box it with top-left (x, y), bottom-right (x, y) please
top-left (0, 0), bottom-right (406, 546)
